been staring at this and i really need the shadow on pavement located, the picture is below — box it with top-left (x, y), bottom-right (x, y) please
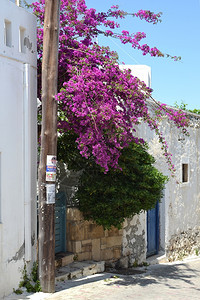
top-left (55, 273), bottom-right (116, 291)
top-left (105, 260), bottom-right (200, 291)
top-left (55, 260), bottom-right (200, 293)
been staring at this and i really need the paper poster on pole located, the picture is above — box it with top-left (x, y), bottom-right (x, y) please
top-left (46, 155), bottom-right (56, 182)
top-left (46, 184), bottom-right (55, 204)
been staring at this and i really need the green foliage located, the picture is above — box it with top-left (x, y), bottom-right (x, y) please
top-left (58, 132), bottom-right (168, 229)
top-left (31, 262), bottom-right (39, 283)
top-left (174, 101), bottom-right (188, 111)
top-left (76, 142), bottom-right (167, 229)
top-left (189, 108), bottom-right (200, 115)
top-left (174, 101), bottom-right (200, 114)
top-left (58, 131), bottom-right (86, 171)
top-left (13, 288), bottom-right (23, 295)
top-left (132, 260), bottom-right (139, 268)
top-left (18, 262), bottom-right (41, 293)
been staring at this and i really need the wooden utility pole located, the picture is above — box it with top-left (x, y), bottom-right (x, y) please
top-left (38, 0), bottom-right (60, 293)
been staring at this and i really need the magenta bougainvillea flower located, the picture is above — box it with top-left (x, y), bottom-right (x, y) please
top-left (32, 0), bottom-right (188, 175)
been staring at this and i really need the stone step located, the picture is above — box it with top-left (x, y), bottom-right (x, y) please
top-left (146, 253), bottom-right (168, 265)
top-left (56, 260), bottom-right (105, 281)
top-left (55, 252), bottom-right (75, 268)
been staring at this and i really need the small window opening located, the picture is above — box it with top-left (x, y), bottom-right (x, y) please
top-left (19, 27), bottom-right (26, 53)
top-left (4, 20), bottom-right (12, 47)
top-left (182, 164), bottom-right (188, 183)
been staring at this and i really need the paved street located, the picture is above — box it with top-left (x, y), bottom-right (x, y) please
top-left (46, 257), bottom-right (200, 300)
top-left (4, 257), bottom-right (200, 300)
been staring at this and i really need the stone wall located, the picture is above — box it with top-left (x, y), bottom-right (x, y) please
top-left (167, 226), bottom-right (200, 261)
top-left (66, 208), bottom-right (123, 263)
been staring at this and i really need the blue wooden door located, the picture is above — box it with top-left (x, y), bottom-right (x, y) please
top-left (147, 201), bottom-right (159, 257)
top-left (55, 192), bottom-right (66, 254)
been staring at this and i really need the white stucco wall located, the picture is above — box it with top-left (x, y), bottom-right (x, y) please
top-left (0, 0), bottom-right (37, 296)
top-left (141, 112), bottom-right (200, 260)
top-left (121, 65), bottom-right (200, 264)
top-left (153, 117), bottom-right (200, 260)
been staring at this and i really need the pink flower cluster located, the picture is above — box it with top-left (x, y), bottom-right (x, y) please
top-left (56, 64), bottom-right (150, 172)
top-left (134, 10), bottom-right (162, 24)
top-left (32, 0), bottom-right (188, 175)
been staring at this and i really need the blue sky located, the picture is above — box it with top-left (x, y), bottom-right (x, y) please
top-left (24, 0), bottom-right (200, 109)
top-left (85, 0), bottom-right (200, 109)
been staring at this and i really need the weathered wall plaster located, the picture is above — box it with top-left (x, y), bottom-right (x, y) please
top-left (122, 213), bottom-right (146, 266)
top-left (167, 226), bottom-right (200, 261)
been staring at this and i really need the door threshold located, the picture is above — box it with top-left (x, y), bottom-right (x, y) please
top-left (146, 252), bottom-right (168, 265)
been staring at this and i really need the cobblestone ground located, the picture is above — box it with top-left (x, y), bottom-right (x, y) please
top-left (4, 257), bottom-right (200, 300)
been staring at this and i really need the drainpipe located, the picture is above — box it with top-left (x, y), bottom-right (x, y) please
top-left (23, 63), bottom-right (32, 262)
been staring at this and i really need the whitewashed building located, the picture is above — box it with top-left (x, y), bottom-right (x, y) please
top-left (0, 0), bottom-right (37, 296)
top-left (121, 65), bottom-right (200, 266)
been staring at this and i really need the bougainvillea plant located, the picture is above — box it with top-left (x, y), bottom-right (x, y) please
top-left (32, 0), bottom-right (189, 176)
top-left (58, 132), bottom-right (168, 229)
